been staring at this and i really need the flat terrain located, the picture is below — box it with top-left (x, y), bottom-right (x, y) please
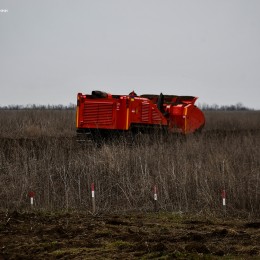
top-left (0, 211), bottom-right (259, 259)
top-left (0, 110), bottom-right (259, 259)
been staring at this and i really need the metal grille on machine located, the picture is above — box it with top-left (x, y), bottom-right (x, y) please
top-left (83, 102), bottom-right (114, 125)
top-left (152, 109), bottom-right (162, 123)
top-left (141, 102), bottom-right (150, 122)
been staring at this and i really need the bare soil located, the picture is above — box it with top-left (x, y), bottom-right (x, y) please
top-left (0, 211), bottom-right (259, 259)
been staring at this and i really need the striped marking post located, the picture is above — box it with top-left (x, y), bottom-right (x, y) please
top-left (28, 191), bottom-right (35, 207)
top-left (91, 183), bottom-right (96, 214)
top-left (222, 190), bottom-right (226, 216)
top-left (222, 190), bottom-right (226, 206)
top-left (154, 185), bottom-right (158, 212)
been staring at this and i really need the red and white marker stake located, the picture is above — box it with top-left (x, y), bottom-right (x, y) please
top-left (28, 191), bottom-right (35, 207)
top-left (91, 183), bottom-right (96, 214)
top-left (153, 185), bottom-right (158, 212)
top-left (154, 185), bottom-right (158, 201)
top-left (222, 190), bottom-right (226, 206)
top-left (221, 190), bottom-right (227, 216)
top-left (91, 183), bottom-right (95, 198)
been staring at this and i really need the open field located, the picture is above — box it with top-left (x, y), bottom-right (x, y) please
top-left (0, 109), bottom-right (259, 258)
top-left (1, 210), bottom-right (260, 259)
top-left (0, 110), bottom-right (259, 215)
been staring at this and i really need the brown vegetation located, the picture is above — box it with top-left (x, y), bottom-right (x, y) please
top-left (0, 109), bottom-right (259, 217)
top-left (0, 109), bottom-right (259, 259)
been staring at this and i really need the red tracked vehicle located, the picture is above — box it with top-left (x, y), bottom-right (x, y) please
top-left (76, 90), bottom-right (205, 141)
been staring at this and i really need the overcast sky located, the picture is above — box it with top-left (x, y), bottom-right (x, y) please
top-left (0, 0), bottom-right (260, 109)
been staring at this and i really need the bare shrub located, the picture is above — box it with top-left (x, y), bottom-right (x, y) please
top-left (0, 110), bottom-right (75, 138)
top-left (0, 110), bottom-right (259, 217)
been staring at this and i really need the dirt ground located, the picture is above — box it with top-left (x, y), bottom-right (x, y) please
top-left (0, 211), bottom-right (259, 259)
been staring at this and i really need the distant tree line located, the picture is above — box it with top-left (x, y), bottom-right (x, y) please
top-left (0, 102), bottom-right (253, 111)
top-left (199, 102), bottom-right (253, 111)
top-left (0, 103), bottom-right (76, 110)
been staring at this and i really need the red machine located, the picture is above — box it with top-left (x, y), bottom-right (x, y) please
top-left (76, 90), bottom-right (205, 140)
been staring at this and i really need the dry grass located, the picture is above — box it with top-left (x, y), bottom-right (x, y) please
top-left (0, 109), bottom-right (259, 217)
